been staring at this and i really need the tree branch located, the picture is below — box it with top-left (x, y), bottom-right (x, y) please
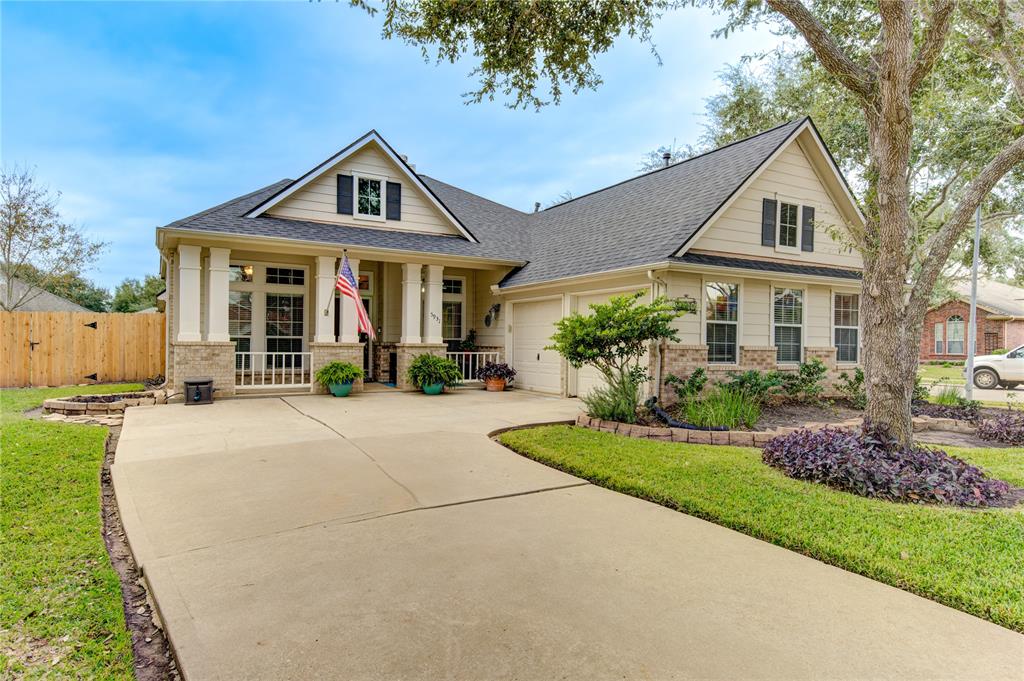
top-left (909, 131), bottom-right (1024, 315)
top-left (920, 166), bottom-right (963, 222)
top-left (765, 0), bottom-right (874, 100)
top-left (908, 0), bottom-right (956, 93)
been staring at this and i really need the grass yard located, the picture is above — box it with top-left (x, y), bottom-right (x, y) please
top-left (918, 363), bottom-right (964, 384)
top-left (1, 384), bottom-right (142, 678)
top-left (499, 425), bottom-right (1024, 632)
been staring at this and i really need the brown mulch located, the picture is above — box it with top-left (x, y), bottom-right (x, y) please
top-left (101, 428), bottom-right (180, 681)
top-left (754, 401), bottom-right (864, 430)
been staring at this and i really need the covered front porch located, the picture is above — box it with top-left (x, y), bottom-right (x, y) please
top-left (164, 242), bottom-right (510, 397)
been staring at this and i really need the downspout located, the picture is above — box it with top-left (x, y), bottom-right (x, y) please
top-left (647, 269), bottom-right (669, 402)
top-left (159, 249), bottom-right (175, 396)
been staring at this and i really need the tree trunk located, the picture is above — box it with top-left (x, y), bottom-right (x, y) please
top-left (861, 283), bottom-right (920, 444)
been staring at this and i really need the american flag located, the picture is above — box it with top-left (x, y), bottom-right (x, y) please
top-left (336, 254), bottom-right (375, 340)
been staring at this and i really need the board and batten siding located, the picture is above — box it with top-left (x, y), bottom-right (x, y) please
top-left (691, 141), bottom-right (863, 269)
top-left (267, 143), bottom-right (461, 237)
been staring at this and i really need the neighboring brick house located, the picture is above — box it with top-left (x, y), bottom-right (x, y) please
top-left (920, 280), bottom-right (1024, 361)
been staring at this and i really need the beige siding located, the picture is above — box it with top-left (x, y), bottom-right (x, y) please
top-left (664, 271), bottom-right (702, 343)
top-left (472, 268), bottom-right (508, 348)
top-left (742, 279), bottom-right (771, 346)
top-left (690, 141), bottom-right (863, 269)
top-left (807, 285), bottom-right (832, 347)
top-left (268, 143), bottom-right (461, 237)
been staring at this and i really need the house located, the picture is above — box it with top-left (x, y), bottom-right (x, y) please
top-left (155, 117), bottom-right (865, 400)
top-left (0, 277), bottom-right (91, 312)
top-left (920, 279), bottom-right (1024, 361)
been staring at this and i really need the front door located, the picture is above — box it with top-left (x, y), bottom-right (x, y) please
top-left (333, 295), bottom-right (375, 380)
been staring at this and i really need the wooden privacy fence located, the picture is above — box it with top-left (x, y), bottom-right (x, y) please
top-left (1, 311), bottom-right (165, 388)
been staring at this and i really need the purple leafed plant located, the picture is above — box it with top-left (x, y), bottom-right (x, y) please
top-left (911, 400), bottom-right (981, 423)
top-left (976, 412), bottom-right (1024, 446)
top-left (762, 424), bottom-right (1013, 507)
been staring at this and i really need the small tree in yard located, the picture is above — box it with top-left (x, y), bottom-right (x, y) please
top-left (547, 291), bottom-right (694, 423)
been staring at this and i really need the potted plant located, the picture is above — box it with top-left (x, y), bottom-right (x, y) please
top-left (407, 354), bottom-right (462, 395)
top-left (314, 361), bottom-right (364, 397)
top-left (477, 361), bottom-right (516, 392)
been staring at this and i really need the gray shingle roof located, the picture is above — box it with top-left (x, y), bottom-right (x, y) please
top-left (1, 277), bottom-right (91, 312)
top-left (159, 118), bottom-right (808, 287)
top-left (951, 279), bottom-right (1024, 317)
top-left (672, 252), bottom-right (861, 280)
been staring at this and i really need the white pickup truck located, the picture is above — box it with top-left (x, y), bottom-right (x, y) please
top-left (969, 345), bottom-right (1024, 389)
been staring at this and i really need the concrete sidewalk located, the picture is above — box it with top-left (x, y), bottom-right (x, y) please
top-left (113, 391), bottom-right (1024, 680)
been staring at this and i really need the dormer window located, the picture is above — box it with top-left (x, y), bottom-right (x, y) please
top-left (778, 202), bottom-right (800, 249)
top-left (761, 198), bottom-right (814, 252)
top-left (355, 174), bottom-right (384, 220)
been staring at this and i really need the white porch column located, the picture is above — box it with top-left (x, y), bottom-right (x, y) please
top-left (340, 256), bottom-right (361, 343)
top-left (315, 256), bottom-right (337, 342)
top-left (206, 247), bottom-right (231, 341)
top-left (423, 264), bottom-right (444, 344)
top-left (176, 244), bottom-right (202, 341)
top-left (400, 263), bottom-right (423, 344)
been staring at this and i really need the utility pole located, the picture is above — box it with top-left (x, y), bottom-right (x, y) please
top-left (965, 206), bottom-right (981, 400)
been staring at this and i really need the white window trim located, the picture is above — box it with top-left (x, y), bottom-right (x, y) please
top-left (830, 290), bottom-right (860, 365)
top-left (442, 275), bottom-right (466, 341)
top-left (775, 198), bottom-right (803, 254)
top-left (700, 278), bottom-right (742, 365)
top-left (228, 261), bottom-right (309, 353)
top-left (771, 285), bottom-right (805, 365)
top-left (352, 171), bottom-right (387, 222)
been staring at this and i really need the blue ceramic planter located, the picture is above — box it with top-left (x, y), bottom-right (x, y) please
top-left (422, 382), bottom-right (444, 395)
top-left (329, 382), bottom-right (354, 397)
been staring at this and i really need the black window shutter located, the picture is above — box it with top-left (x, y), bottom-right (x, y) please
top-left (337, 174), bottom-right (353, 215)
top-left (761, 198), bottom-right (777, 247)
top-left (386, 181), bottom-right (401, 221)
top-left (801, 206), bottom-right (815, 252)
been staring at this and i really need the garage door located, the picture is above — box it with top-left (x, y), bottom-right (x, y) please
top-left (511, 298), bottom-right (562, 394)
top-left (573, 289), bottom-right (647, 398)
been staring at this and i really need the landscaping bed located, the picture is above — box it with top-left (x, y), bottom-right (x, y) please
top-left (497, 424), bottom-right (1024, 632)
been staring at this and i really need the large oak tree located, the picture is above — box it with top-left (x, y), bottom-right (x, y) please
top-left (366, 0), bottom-right (1024, 443)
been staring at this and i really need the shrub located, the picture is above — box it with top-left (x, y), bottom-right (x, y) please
top-left (407, 354), bottom-right (463, 388)
top-left (778, 358), bottom-right (827, 402)
top-left (583, 367), bottom-right (646, 424)
top-left (992, 348), bottom-right (1009, 355)
top-left (836, 367), bottom-right (866, 409)
top-left (977, 412), bottom-right (1024, 446)
top-left (912, 400), bottom-right (982, 423)
top-left (762, 424), bottom-right (1012, 507)
top-left (665, 367), bottom-right (707, 403)
top-left (721, 369), bottom-right (782, 405)
top-left (314, 361), bottom-right (364, 387)
top-left (912, 375), bottom-right (930, 402)
top-left (477, 361), bottom-right (516, 382)
top-left (684, 387), bottom-right (761, 429)
top-left (933, 385), bottom-right (963, 406)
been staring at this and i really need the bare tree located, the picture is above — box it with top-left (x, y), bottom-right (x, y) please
top-left (0, 166), bottom-right (106, 311)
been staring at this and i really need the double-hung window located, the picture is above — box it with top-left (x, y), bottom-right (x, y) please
top-left (229, 291), bottom-right (253, 369)
top-left (442, 277), bottom-right (465, 340)
top-left (705, 282), bottom-right (738, 363)
top-left (934, 323), bottom-right (944, 354)
top-left (355, 175), bottom-right (384, 220)
top-left (833, 293), bottom-right (859, 363)
top-left (778, 202), bottom-right (800, 249)
top-left (773, 288), bottom-right (803, 363)
top-left (946, 315), bottom-right (965, 354)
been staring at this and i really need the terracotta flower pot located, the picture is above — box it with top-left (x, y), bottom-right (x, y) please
top-left (484, 377), bottom-right (507, 392)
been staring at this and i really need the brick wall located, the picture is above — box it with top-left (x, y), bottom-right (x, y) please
top-left (310, 342), bottom-right (364, 394)
top-left (919, 299), bottom-right (1005, 361)
top-left (170, 341), bottom-right (235, 398)
top-left (395, 343), bottom-right (447, 390)
top-left (1004, 320), bottom-right (1024, 349)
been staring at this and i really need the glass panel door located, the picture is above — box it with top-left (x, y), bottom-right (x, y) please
top-left (266, 293), bottom-right (304, 368)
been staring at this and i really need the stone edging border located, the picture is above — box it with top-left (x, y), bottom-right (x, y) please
top-left (575, 413), bottom-right (976, 447)
top-left (42, 389), bottom-right (167, 417)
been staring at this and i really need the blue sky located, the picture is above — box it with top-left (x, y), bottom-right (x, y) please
top-left (2, 1), bottom-right (781, 289)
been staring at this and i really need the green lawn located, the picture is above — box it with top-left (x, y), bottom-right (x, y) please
top-left (499, 425), bottom-right (1024, 632)
top-left (918, 363), bottom-right (964, 384)
top-left (1, 384), bottom-right (142, 678)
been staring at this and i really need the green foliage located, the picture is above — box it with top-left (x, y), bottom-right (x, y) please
top-left (110, 274), bottom-right (164, 313)
top-left (582, 368), bottom-right (646, 424)
top-left (721, 368), bottom-right (783, 405)
top-left (992, 348), bottom-right (1009, 355)
top-left (18, 264), bottom-right (110, 311)
top-left (406, 354), bottom-right (463, 388)
top-left (683, 387), bottom-right (761, 429)
top-left (837, 367), bottom-right (866, 409)
top-left (778, 358), bottom-right (827, 402)
top-left (549, 291), bottom-right (694, 421)
top-left (499, 425), bottom-right (1024, 632)
top-left (934, 385), bottom-right (964, 407)
top-left (913, 374), bottom-right (933, 402)
top-left (664, 367), bottom-right (707, 403)
top-left (314, 361), bottom-right (364, 387)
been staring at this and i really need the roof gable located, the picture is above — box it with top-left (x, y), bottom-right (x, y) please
top-left (245, 131), bottom-right (478, 243)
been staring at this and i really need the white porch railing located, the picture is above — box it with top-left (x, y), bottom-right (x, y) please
top-left (235, 352), bottom-right (313, 389)
top-left (447, 351), bottom-right (500, 382)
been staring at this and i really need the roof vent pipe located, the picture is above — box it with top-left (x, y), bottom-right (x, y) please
top-left (662, 151), bottom-right (671, 167)
top-left (534, 202), bottom-right (541, 213)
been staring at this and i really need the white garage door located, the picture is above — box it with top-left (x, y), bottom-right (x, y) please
top-left (573, 289), bottom-right (648, 398)
top-left (511, 298), bottom-right (562, 394)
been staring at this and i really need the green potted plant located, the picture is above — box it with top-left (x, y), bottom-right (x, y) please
top-left (407, 354), bottom-right (462, 395)
top-left (477, 361), bottom-right (516, 392)
top-left (314, 361), bottom-right (364, 397)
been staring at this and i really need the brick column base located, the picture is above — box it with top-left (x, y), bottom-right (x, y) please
top-left (170, 341), bottom-right (236, 398)
top-left (396, 343), bottom-right (448, 391)
top-left (310, 342), bottom-right (365, 394)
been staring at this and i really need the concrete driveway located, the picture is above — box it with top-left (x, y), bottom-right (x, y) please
top-left (113, 390), bottom-right (1024, 680)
